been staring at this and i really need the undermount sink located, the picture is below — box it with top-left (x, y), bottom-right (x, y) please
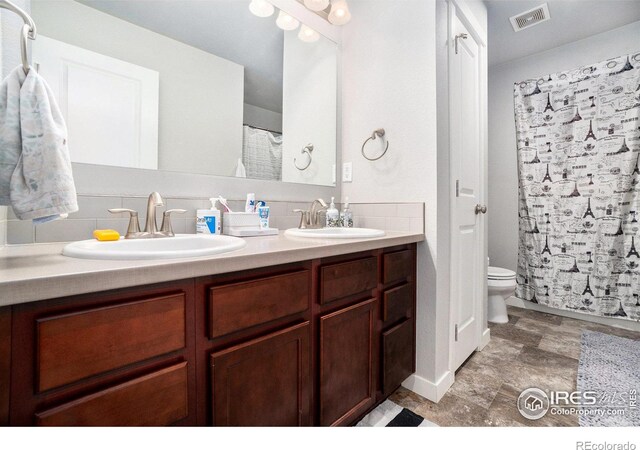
top-left (62, 234), bottom-right (246, 260)
top-left (285, 227), bottom-right (386, 239)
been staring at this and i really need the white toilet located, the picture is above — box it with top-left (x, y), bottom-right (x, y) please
top-left (487, 266), bottom-right (517, 324)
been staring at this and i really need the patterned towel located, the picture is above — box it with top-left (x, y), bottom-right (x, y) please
top-left (0, 66), bottom-right (77, 223)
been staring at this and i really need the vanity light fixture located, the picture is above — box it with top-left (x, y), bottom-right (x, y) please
top-left (303, 0), bottom-right (330, 12)
top-left (298, 24), bottom-right (320, 43)
top-left (276, 10), bottom-right (300, 30)
top-left (328, 0), bottom-right (351, 25)
top-left (248, 0), bottom-right (275, 17)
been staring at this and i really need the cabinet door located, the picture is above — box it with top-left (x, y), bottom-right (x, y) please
top-left (382, 319), bottom-right (414, 396)
top-left (210, 322), bottom-right (310, 426)
top-left (319, 298), bottom-right (376, 426)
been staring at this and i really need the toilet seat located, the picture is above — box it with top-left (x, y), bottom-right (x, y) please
top-left (488, 266), bottom-right (516, 280)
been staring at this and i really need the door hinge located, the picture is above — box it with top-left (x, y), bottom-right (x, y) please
top-left (455, 324), bottom-right (459, 342)
top-left (455, 180), bottom-right (460, 197)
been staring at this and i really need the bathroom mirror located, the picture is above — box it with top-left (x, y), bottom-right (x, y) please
top-left (30, 0), bottom-right (338, 187)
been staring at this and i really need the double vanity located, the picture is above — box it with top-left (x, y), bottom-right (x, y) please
top-left (0, 0), bottom-right (424, 428)
top-left (0, 223), bottom-right (422, 426)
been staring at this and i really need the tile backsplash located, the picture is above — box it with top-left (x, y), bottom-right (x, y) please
top-left (4, 195), bottom-right (424, 244)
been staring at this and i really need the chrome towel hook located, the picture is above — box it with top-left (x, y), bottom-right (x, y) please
top-left (361, 128), bottom-right (389, 161)
top-left (294, 144), bottom-right (314, 171)
top-left (0, 0), bottom-right (37, 74)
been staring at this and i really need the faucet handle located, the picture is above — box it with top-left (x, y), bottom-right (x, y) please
top-left (293, 209), bottom-right (310, 229)
top-left (108, 208), bottom-right (141, 237)
top-left (160, 209), bottom-right (186, 236)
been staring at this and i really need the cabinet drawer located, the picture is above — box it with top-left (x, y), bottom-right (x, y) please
top-left (35, 362), bottom-right (188, 426)
top-left (37, 293), bottom-right (186, 392)
top-left (208, 270), bottom-right (309, 339)
top-left (383, 249), bottom-right (413, 284)
top-left (382, 319), bottom-right (414, 396)
top-left (211, 322), bottom-right (311, 426)
top-left (382, 283), bottom-right (412, 324)
top-left (320, 257), bottom-right (377, 304)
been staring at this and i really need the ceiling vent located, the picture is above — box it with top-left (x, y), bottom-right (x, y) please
top-left (509, 3), bottom-right (550, 32)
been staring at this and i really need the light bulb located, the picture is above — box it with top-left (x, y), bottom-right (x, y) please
top-left (303, 0), bottom-right (330, 12)
top-left (328, 0), bottom-right (351, 25)
top-left (249, 0), bottom-right (274, 18)
top-left (298, 24), bottom-right (320, 43)
top-left (276, 10), bottom-right (300, 31)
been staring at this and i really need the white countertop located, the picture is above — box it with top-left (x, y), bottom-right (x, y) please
top-left (0, 231), bottom-right (424, 307)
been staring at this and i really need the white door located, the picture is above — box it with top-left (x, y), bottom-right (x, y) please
top-left (32, 35), bottom-right (159, 170)
top-left (450, 11), bottom-right (486, 371)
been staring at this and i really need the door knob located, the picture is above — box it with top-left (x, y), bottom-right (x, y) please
top-left (475, 204), bottom-right (487, 215)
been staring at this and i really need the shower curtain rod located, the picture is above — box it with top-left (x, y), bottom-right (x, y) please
top-left (0, 0), bottom-right (37, 74)
top-left (243, 123), bottom-right (282, 135)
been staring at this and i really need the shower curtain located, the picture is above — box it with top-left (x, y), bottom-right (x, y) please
top-left (514, 51), bottom-right (640, 321)
top-left (242, 125), bottom-right (283, 181)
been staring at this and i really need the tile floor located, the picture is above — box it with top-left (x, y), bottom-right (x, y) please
top-left (390, 306), bottom-right (640, 427)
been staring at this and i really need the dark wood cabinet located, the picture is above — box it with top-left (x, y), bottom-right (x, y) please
top-left (5, 244), bottom-right (417, 426)
top-left (210, 322), bottom-right (311, 426)
top-left (319, 299), bottom-right (376, 426)
top-left (9, 281), bottom-right (197, 426)
top-left (0, 306), bottom-right (10, 426)
top-left (36, 293), bottom-right (186, 392)
top-left (382, 319), bottom-right (414, 396)
top-left (36, 362), bottom-right (189, 426)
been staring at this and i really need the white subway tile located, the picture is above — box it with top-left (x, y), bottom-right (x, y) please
top-left (397, 203), bottom-right (424, 218)
top-left (35, 219), bottom-right (97, 243)
top-left (7, 220), bottom-right (34, 244)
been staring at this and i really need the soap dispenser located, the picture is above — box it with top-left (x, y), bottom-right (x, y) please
top-left (326, 197), bottom-right (339, 228)
top-left (196, 198), bottom-right (221, 235)
top-left (340, 197), bottom-right (353, 228)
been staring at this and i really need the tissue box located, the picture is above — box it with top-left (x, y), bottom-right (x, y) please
top-left (223, 212), bottom-right (278, 237)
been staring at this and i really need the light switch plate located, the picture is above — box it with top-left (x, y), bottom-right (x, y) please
top-left (342, 162), bottom-right (353, 183)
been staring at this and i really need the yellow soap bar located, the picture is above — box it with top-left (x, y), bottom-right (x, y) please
top-left (93, 229), bottom-right (120, 241)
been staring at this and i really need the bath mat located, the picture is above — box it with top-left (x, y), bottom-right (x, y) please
top-left (355, 399), bottom-right (438, 427)
top-left (577, 330), bottom-right (640, 426)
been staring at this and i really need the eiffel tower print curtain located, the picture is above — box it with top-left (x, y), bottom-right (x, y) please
top-left (514, 52), bottom-right (640, 321)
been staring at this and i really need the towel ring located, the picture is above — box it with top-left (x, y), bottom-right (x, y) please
top-left (294, 144), bottom-right (314, 171)
top-left (361, 128), bottom-right (389, 161)
top-left (0, 1), bottom-right (37, 74)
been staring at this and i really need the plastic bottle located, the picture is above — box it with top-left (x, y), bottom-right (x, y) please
top-left (245, 193), bottom-right (256, 213)
top-left (340, 197), bottom-right (353, 228)
top-left (326, 197), bottom-right (339, 228)
top-left (196, 198), bottom-right (221, 235)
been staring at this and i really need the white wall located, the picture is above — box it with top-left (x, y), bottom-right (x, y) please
top-left (243, 103), bottom-right (283, 134)
top-left (282, 31), bottom-right (337, 186)
top-left (488, 20), bottom-right (640, 272)
top-left (32, 0), bottom-right (244, 178)
top-left (341, 0), bottom-right (487, 401)
top-left (341, 0), bottom-right (441, 398)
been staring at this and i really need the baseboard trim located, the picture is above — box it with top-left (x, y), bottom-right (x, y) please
top-left (507, 296), bottom-right (640, 332)
top-left (478, 328), bottom-right (490, 351)
top-left (402, 370), bottom-right (454, 403)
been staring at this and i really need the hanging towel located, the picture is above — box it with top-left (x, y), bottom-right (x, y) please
top-left (0, 66), bottom-right (78, 223)
top-left (234, 157), bottom-right (246, 178)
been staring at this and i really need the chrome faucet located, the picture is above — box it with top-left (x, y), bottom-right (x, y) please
top-left (294, 198), bottom-right (328, 229)
top-left (109, 192), bottom-right (185, 239)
